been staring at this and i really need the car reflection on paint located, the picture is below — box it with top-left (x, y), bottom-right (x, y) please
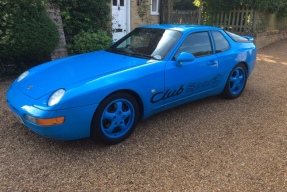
top-left (6, 24), bottom-right (256, 144)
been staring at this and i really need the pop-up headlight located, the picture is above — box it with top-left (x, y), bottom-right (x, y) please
top-left (48, 89), bottom-right (65, 106)
top-left (17, 71), bottom-right (29, 82)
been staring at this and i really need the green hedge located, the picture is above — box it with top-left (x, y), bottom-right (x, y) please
top-left (68, 30), bottom-right (112, 55)
top-left (0, 0), bottom-right (59, 75)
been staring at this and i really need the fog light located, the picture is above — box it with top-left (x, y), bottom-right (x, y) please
top-left (24, 115), bottom-right (65, 126)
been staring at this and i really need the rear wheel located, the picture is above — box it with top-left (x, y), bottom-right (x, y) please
top-left (222, 63), bottom-right (247, 99)
top-left (91, 92), bottom-right (139, 144)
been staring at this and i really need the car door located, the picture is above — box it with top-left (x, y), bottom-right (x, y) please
top-left (163, 31), bottom-right (219, 104)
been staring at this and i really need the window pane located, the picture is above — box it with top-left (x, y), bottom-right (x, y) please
top-left (120, 0), bottom-right (124, 6)
top-left (152, 0), bottom-right (157, 12)
top-left (113, 0), bottom-right (117, 6)
top-left (225, 31), bottom-right (249, 42)
top-left (212, 31), bottom-right (230, 53)
top-left (175, 32), bottom-right (212, 58)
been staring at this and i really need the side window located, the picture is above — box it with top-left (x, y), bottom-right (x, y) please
top-left (175, 32), bottom-right (212, 58)
top-left (211, 31), bottom-right (230, 53)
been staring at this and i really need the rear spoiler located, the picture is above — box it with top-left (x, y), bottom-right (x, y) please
top-left (241, 36), bottom-right (254, 42)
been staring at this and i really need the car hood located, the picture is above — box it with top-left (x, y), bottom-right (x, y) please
top-left (18, 50), bottom-right (148, 99)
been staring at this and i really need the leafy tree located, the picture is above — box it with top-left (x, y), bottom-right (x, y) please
top-left (194, 0), bottom-right (287, 16)
top-left (174, 0), bottom-right (197, 10)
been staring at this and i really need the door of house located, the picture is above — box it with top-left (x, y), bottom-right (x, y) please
top-left (112, 0), bottom-right (127, 42)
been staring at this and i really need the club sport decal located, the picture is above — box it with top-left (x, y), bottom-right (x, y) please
top-left (186, 74), bottom-right (222, 93)
top-left (150, 85), bottom-right (184, 103)
top-left (150, 74), bottom-right (223, 104)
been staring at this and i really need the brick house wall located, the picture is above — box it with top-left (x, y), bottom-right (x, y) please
top-left (130, 0), bottom-right (159, 30)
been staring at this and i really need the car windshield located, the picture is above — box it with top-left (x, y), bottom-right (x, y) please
top-left (106, 28), bottom-right (182, 60)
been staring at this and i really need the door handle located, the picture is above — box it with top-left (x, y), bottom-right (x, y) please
top-left (207, 60), bottom-right (218, 66)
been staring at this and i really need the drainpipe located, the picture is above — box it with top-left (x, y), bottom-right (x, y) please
top-left (159, 0), bottom-right (164, 24)
top-left (167, 0), bottom-right (170, 23)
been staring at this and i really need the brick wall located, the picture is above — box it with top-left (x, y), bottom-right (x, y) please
top-left (130, 0), bottom-right (159, 30)
top-left (255, 30), bottom-right (287, 49)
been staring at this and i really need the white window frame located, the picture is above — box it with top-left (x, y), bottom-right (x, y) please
top-left (150, 0), bottom-right (159, 15)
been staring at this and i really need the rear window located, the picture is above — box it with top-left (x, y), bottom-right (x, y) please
top-left (225, 31), bottom-right (249, 42)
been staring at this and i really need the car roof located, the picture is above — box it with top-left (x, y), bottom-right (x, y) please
top-left (139, 24), bottom-right (221, 32)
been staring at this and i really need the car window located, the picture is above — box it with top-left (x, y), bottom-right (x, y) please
top-left (108, 28), bottom-right (182, 60)
top-left (211, 31), bottom-right (230, 53)
top-left (175, 31), bottom-right (212, 59)
top-left (225, 31), bottom-right (249, 42)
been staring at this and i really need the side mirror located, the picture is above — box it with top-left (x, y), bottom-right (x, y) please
top-left (176, 52), bottom-right (195, 67)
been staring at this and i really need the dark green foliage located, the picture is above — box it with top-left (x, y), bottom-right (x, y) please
top-left (0, 0), bottom-right (59, 76)
top-left (173, 0), bottom-right (198, 10)
top-left (49, 0), bottom-right (111, 54)
top-left (197, 0), bottom-right (287, 16)
top-left (68, 30), bottom-right (112, 55)
top-left (12, 10), bottom-right (59, 62)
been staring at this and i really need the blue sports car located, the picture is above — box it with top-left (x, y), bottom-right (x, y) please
top-left (6, 24), bottom-right (256, 144)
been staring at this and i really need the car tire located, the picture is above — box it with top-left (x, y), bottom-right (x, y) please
top-left (91, 92), bottom-right (139, 144)
top-left (222, 63), bottom-right (247, 99)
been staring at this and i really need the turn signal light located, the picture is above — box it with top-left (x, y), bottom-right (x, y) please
top-left (37, 117), bottom-right (65, 126)
top-left (25, 115), bottom-right (65, 126)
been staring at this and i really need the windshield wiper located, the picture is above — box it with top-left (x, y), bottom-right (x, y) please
top-left (106, 48), bottom-right (124, 53)
top-left (130, 53), bottom-right (160, 60)
top-left (106, 48), bottom-right (160, 60)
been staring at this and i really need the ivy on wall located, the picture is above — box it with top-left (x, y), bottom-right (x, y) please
top-left (137, 0), bottom-right (155, 24)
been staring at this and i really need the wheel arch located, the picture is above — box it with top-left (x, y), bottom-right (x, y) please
top-left (114, 89), bottom-right (144, 119)
top-left (239, 61), bottom-right (248, 75)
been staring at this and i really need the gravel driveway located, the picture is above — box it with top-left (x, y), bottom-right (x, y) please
top-left (1, 40), bottom-right (287, 191)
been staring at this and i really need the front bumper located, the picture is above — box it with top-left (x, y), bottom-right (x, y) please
top-left (6, 84), bottom-right (98, 140)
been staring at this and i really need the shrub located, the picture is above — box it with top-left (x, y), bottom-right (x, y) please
top-left (68, 30), bottom-right (112, 55)
top-left (0, 0), bottom-right (60, 75)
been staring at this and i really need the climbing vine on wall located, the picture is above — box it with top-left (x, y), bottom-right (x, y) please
top-left (137, 0), bottom-right (155, 24)
top-left (138, 0), bottom-right (150, 18)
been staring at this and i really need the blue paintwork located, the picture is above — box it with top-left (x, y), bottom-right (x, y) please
top-left (6, 24), bottom-right (256, 140)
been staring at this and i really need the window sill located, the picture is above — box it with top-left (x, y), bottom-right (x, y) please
top-left (150, 12), bottom-right (159, 16)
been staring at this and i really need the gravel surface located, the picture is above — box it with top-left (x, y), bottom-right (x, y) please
top-left (1, 40), bottom-right (287, 191)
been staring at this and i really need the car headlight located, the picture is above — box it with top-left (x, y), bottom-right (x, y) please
top-left (17, 71), bottom-right (29, 82)
top-left (48, 89), bottom-right (65, 106)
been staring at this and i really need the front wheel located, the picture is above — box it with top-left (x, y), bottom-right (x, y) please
top-left (91, 92), bottom-right (139, 144)
top-left (222, 63), bottom-right (247, 99)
